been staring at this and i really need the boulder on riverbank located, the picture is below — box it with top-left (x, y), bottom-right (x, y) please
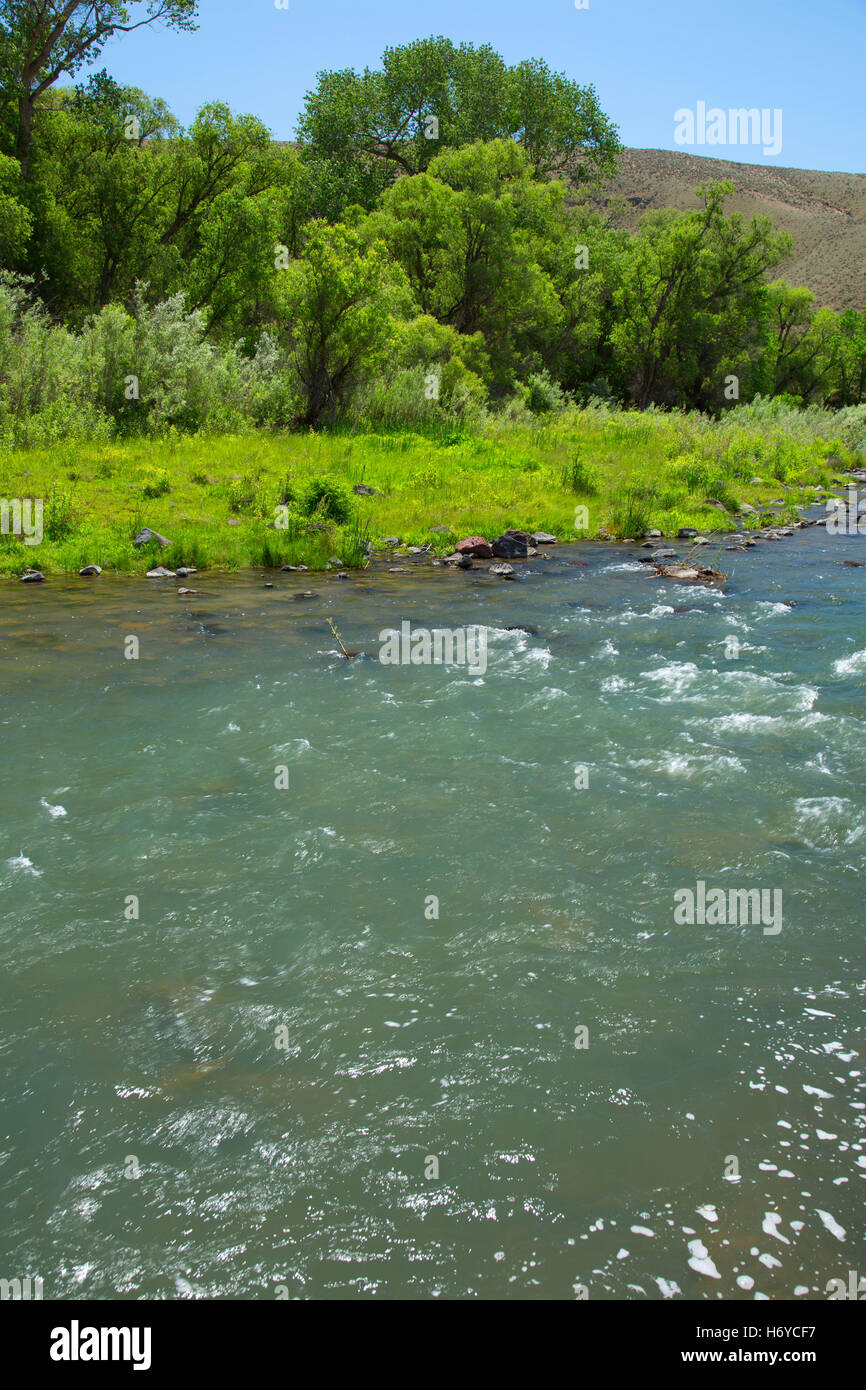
top-left (133, 528), bottom-right (171, 549)
top-left (492, 533), bottom-right (529, 559)
top-left (456, 536), bottom-right (494, 558)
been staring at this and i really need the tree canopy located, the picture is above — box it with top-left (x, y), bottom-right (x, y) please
top-left (296, 36), bottom-right (621, 199)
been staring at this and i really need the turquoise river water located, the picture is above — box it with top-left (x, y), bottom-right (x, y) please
top-left (0, 521), bottom-right (864, 1299)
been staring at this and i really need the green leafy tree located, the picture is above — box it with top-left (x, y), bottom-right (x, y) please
top-left (609, 183), bottom-right (792, 408)
top-left (0, 1), bottom-right (198, 174)
top-left (20, 86), bottom-right (270, 317)
top-left (372, 140), bottom-right (572, 392)
top-left (0, 149), bottom-right (30, 261)
top-left (297, 36), bottom-right (620, 211)
top-left (273, 221), bottom-right (412, 426)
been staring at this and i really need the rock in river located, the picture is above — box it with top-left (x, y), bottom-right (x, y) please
top-left (456, 536), bottom-right (494, 558)
top-left (492, 533), bottom-right (529, 559)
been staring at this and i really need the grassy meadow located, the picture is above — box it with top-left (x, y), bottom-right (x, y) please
top-left (0, 403), bottom-right (857, 577)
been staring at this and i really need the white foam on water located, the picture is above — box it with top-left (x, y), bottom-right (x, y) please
top-left (40, 798), bottom-right (67, 818)
top-left (655, 1276), bottom-right (680, 1298)
top-left (708, 711), bottom-right (829, 734)
top-left (687, 1238), bottom-right (721, 1279)
top-left (753, 602), bottom-right (794, 620)
top-left (833, 649), bottom-right (866, 676)
top-left (7, 852), bottom-right (41, 877)
top-left (816, 1209), bottom-right (846, 1240)
top-left (762, 1213), bottom-right (789, 1244)
top-left (640, 661), bottom-right (701, 699)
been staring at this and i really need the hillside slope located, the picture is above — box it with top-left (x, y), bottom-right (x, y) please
top-left (592, 148), bottom-right (866, 311)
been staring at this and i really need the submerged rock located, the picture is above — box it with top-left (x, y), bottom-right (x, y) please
top-left (20, 570), bottom-right (45, 583)
top-left (176, 567), bottom-right (197, 578)
top-left (664, 565), bottom-right (701, 581)
top-left (293, 591), bottom-right (319, 600)
top-left (655, 562), bottom-right (725, 586)
top-left (490, 562), bottom-right (516, 578)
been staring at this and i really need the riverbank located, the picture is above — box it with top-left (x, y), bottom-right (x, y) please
top-left (1, 406), bottom-right (860, 579)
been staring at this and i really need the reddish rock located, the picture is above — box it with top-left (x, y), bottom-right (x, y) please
top-left (456, 536), bottom-right (493, 558)
top-left (503, 529), bottom-right (534, 546)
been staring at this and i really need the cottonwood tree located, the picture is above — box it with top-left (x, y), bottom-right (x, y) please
top-left (273, 221), bottom-right (412, 427)
top-left (609, 182), bottom-right (793, 409)
top-left (297, 35), bottom-right (620, 208)
top-left (0, 0), bottom-right (198, 174)
top-left (371, 140), bottom-right (574, 393)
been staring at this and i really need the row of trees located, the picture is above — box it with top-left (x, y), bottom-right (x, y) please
top-left (0, 10), bottom-right (863, 429)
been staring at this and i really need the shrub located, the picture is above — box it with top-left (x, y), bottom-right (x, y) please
top-left (525, 370), bottom-right (564, 415)
top-left (44, 487), bottom-right (78, 543)
top-left (301, 478), bottom-right (352, 524)
top-left (610, 485), bottom-right (657, 539)
top-left (142, 469), bottom-right (171, 499)
top-left (561, 452), bottom-right (600, 495)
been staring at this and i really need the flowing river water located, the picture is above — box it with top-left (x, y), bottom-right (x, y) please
top-left (1, 520), bottom-right (864, 1300)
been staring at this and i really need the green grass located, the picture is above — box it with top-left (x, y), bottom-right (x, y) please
top-left (0, 406), bottom-right (854, 576)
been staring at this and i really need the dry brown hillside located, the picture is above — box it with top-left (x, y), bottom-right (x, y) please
top-left (592, 148), bottom-right (866, 311)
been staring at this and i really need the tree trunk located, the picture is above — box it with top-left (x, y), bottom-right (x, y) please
top-left (15, 93), bottom-right (34, 177)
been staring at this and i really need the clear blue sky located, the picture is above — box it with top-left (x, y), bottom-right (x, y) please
top-left (92, 0), bottom-right (864, 172)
